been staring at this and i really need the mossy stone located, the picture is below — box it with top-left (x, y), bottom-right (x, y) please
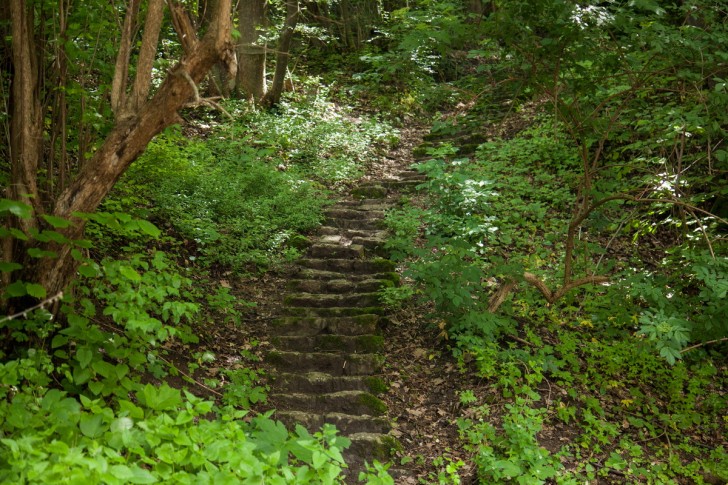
top-left (358, 393), bottom-right (387, 416)
top-left (369, 435), bottom-right (402, 460)
top-left (265, 351), bottom-right (284, 365)
top-left (352, 185), bottom-right (387, 199)
top-left (356, 335), bottom-right (384, 353)
top-left (364, 376), bottom-right (389, 395)
top-left (289, 234), bottom-right (312, 250)
top-left (317, 335), bottom-right (344, 351)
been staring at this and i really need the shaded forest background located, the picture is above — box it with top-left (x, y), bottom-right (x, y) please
top-left (1, 0), bottom-right (726, 483)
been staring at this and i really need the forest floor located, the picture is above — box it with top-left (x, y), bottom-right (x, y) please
top-left (164, 108), bottom-right (727, 484)
top-left (162, 121), bottom-right (484, 483)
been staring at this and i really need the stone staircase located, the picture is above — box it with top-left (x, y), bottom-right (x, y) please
top-left (266, 170), bottom-right (425, 478)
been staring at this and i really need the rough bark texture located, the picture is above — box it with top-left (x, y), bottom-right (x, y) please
top-left (8, 0), bottom-right (42, 220)
top-left (236, 0), bottom-right (267, 102)
top-left (6, 0), bottom-right (234, 301)
top-left (263, 0), bottom-right (299, 107)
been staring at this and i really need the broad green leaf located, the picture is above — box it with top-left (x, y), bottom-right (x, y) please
top-left (28, 247), bottom-right (58, 259)
top-left (92, 359), bottom-right (116, 378)
top-left (79, 413), bottom-right (105, 438)
top-left (78, 264), bottom-right (99, 278)
top-left (42, 214), bottom-right (72, 228)
top-left (127, 467), bottom-right (156, 484)
top-left (495, 460), bottom-right (522, 477)
top-left (0, 199), bottom-right (32, 219)
top-left (140, 383), bottom-right (182, 411)
top-left (9, 228), bottom-right (28, 241)
top-left (25, 283), bottom-right (46, 298)
top-left (0, 261), bottom-right (22, 272)
top-left (5, 281), bottom-right (27, 297)
top-left (137, 219), bottom-right (161, 238)
top-left (119, 266), bottom-right (141, 282)
top-left (88, 380), bottom-right (105, 395)
top-left (76, 347), bottom-right (93, 369)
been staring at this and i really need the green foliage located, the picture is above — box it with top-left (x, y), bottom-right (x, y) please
top-left (0, 205), bottom-right (369, 483)
top-left (101, 91), bottom-right (398, 273)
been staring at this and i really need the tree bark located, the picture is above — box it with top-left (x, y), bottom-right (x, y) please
top-left (236, 0), bottom-right (267, 102)
top-left (263, 0), bottom-right (299, 107)
top-left (8, 0), bottom-right (42, 219)
top-left (6, 0), bottom-right (234, 302)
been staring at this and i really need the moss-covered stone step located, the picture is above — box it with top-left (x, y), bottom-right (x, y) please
top-left (317, 226), bottom-right (388, 240)
top-left (272, 334), bottom-right (384, 353)
top-left (396, 170), bottom-right (427, 181)
top-left (297, 258), bottom-right (396, 274)
top-left (351, 185), bottom-right (388, 199)
top-left (269, 315), bottom-right (381, 336)
top-left (293, 268), bottom-right (398, 283)
top-left (274, 372), bottom-right (375, 393)
top-left (283, 292), bottom-right (381, 309)
top-left (275, 410), bottom-right (391, 435)
top-left (266, 351), bottom-right (383, 375)
top-left (336, 199), bottom-right (392, 210)
top-left (324, 217), bottom-right (385, 231)
top-left (271, 390), bottom-right (387, 416)
top-left (280, 306), bottom-right (385, 318)
top-left (287, 278), bottom-right (391, 294)
top-left (324, 208), bottom-right (387, 220)
top-left (306, 243), bottom-right (365, 259)
top-left (357, 178), bottom-right (423, 191)
top-left (345, 432), bottom-right (399, 469)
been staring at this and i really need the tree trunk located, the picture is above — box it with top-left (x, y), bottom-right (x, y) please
top-left (262, 0), bottom-right (299, 107)
top-left (5, 0), bottom-right (234, 304)
top-left (236, 0), bottom-right (266, 102)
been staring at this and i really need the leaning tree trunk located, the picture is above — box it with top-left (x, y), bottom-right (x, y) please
top-left (263, 0), bottom-right (299, 107)
top-left (5, 0), bottom-right (234, 305)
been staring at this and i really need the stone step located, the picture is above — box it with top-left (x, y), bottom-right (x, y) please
top-left (324, 217), bottom-right (384, 231)
top-left (281, 306), bottom-right (385, 318)
top-left (266, 351), bottom-right (383, 376)
top-left (276, 410), bottom-right (390, 435)
top-left (335, 199), bottom-right (393, 211)
top-left (273, 334), bottom-right (384, 353)
top-left (274, 372), bottom-right (375, 393)
top-left (292, 267), bottom-right (397, 283)
top-left (283, 292), bottom-right (381, 309)
top-left (269, 315), bottom-right (381, 336)
top-left (307, 243), bottom-right (365, 259)
top-left (358, 179), bottom-right (423, 191)
top-left (324, 208), bottom-right (387, 220)
top-left (345, 432), bottom-right (396, 468)
top-left (317, 226), bottom-right (388, 240)
top-left (297, 258), bottom-right (396, 274)
top-left (396, 170), bottom-right (427, 180)
top-left (287, 278), bottom-right (392, 294)
top-left (351, 185), bottom-right (388, 199)
top-left (271, 390), bottom-right (387, 416)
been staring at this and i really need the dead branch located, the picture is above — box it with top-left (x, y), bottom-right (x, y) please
top-left (680, 338), bottom-right (728, 354)
top-left (179, 70), bottom-right (234, 120)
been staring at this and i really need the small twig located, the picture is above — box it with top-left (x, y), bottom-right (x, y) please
top-left (156, 353), bottom-right (224, 398)
top-left (680, 337), bottom-right (728, 354)
top-left (507, 333), bottom-right (536, 348)
top-left (179, 70), bottom-right (234, 121)
top-left (0, 292), bottom-right (64, 324)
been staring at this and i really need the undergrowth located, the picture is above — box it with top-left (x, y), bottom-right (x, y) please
top-left (386, 111), bottom-right (727, 483)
